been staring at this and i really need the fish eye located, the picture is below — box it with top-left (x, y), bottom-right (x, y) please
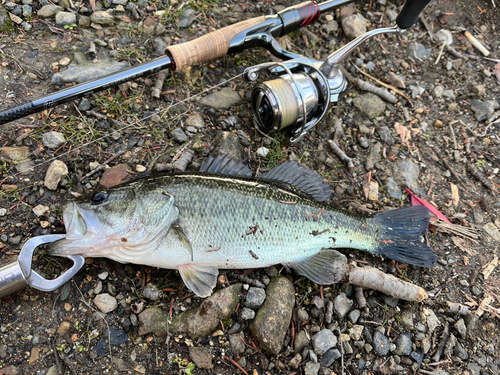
top-left (91, 192), bottom-right (108, 205)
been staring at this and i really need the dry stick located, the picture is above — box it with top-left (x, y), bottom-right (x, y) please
top-left (350, 64), bottom-right (413, 105)
top-left (328, 139), bottom-right (354, 169)
top-left (354, 286), bottom-right (367, 308)
top-left (419, 15), bottom-right (435, 41)
top-left (151, 70), bottom-right (169, 99)
top-left (464, 31), bottom-right (490, 56)
top-left (51, 338), bottom-right (63, 374)
top-left (224, 355), bottom-right (248, 375)
top-left (339, 66), bottom-right (397, 103)
top-left (346, 263), bottom-right (428, 302)
top-left (431, 147), bottom-right (466, 188)
top-left (432, 322), bottom-right (450, 362)
top-left (449, 122), bottom-right (458, 150)
top-left (79, 149), bottom-right (127, 181)
top-left (467, 163), bottom-right (498, 193)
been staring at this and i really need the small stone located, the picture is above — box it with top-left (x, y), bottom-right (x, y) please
top-left (170, 127), bottom-right (188, 143)
top-left (186, 113), bottom-right (205, 129)
top-left (289, 353), bottom-right (302, 369)
top-left (423, 308), bottom-right (441, 333)
top-left (410, 350), bottom-right (424, 364)
top-left (341, 14), bottom-right (366, 39)
top-left (0, 208), bottom-right (6, 217)
top-left (373, 331), bottom-right (390, 356)
top-left (320, 349), bottom-right (341, 367)
top-left (483, 222), bottom-right (500, 242)
top-left (188, 347), bottom-right (212, 369)
top-left (432, 85), bottom-right (444, 98)
top-left (90, 11), bottom-right (115, 25)
top-left (365, 142), bottom-right (381, 171)
top-left (33, 205), bottom-right (49, 216)
top-left (407, 42), bottom-right (432, 60)
top-left (472, 85), bottom-right (485, 97)
top-left (471, 100), bottom-right (494, 121)
top-left (421, 338), bottom-right (431, 354)
top-left (334, 293), bottom-right (353, 318)
top-left (386, 177), bottom-right (402, 200)
top-left (377, 126), bottom-right (395, 146)
top-left (294, 330), bottom-right (310, 353)
top-left (44, 160), bottom-right (68, 190)
top-left (353, 93), bottom-right (386, 119)
top-left (98, 164), bottom-right (131, 189)
top-left (142, 284), bottom-right (161, 301)
top-left (43, 131), bottom-right (66, 149)
top-left (198, 87), bottom-right (241, 109)
top-left (22, 5), bottom-right (32, 18)
top-left (59, 57), bottom-right (71, 66)
top-left (386, 72), bottom-right (406, 88)
top-left (229, 332), bottom-right (245, 355)
top-left (37, 4), bottom-right (62, 18)
top-left (245, 287), bottom-right (266, 309)
top-left (78, 98), bottom-right (91, 111)
top-left (55, 11), bottom-right (76, 26)
top-left (349, 325), bottom-right (364, 341)
top-left (401, 310), bottom-right (414, 330)
top-left (394, 332), bottom-right (413, 355)
top-left (94, 293), bottom-right (118, 313)
top-left (178, 8), bottom-right (196, 28)
top-left (136, 165), bottom-right (146, 173)
top-left (312, 329), bottom-right (337, 355)
top-left (303, 361), bottom-right (320, 375)
top-left (57, 321), bottom-right (71, 335)
top-left (1, 146), bottom-right (29, 162)
top-left (381, 294), bottom-right (399, 308)
top-left (349, 309), bottom-right (360, 324)
top-left (454, 318), bottom-right (467, 338)
top-left (241, 307), bottom-right (255, 320)
top-left (368, 180), bottom-right (379, 201)
top-left (256, 147), bottom-right (269, 157)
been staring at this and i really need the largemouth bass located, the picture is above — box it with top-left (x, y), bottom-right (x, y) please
top-left (49, 155), bottom-right (436, 297)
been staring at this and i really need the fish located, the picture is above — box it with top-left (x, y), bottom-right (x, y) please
top-left (49, 155), bottom-right (436, 297)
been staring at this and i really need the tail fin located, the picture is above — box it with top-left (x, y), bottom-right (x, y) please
top-left (374, 206), bottom-right (436, 268)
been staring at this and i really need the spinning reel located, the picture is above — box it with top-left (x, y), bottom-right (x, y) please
top-left (244, 26), bottom-right (402, 144)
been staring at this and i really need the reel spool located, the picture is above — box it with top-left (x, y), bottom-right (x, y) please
top-left (245, 62), bottom-right (331, 143)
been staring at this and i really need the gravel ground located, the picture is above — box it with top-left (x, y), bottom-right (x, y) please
top-left (0, 0), bottom-right (499, 374)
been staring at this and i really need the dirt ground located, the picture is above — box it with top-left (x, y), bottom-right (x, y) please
top-left (0, 0), bottom-right (499, 374)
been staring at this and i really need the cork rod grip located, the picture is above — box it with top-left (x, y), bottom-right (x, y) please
top-left (166, 16), bottom-right (266, 71)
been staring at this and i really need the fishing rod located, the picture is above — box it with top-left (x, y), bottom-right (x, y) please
top-left (0, 0), bottom-right (430, 136)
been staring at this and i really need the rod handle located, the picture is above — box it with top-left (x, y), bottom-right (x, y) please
top-left (0, 102), bottom-right (36, 126)
top-left (166, 16), bottom-right (266, 71)
top-left (396, 0), bottom-right (432, 29)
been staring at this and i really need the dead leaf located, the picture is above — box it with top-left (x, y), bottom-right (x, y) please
top-left (450, 182), bottom-right (459, 207)
top-left (476, 293), bottom-right (495, 317)
top-left (90, 0), bottom-right (96, 12)
top-left (482, 255), bottom-right (498, 280)
top-left (394, 122), bottom-right (411, 145)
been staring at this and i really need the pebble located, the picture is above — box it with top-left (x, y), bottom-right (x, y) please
top-left (1, 146), bottom-right (29, 162)
top-left (22, 5), bottom-right (32, 18)
top-left (188, 347), bottom-right (212, 369)
top-left (142, 285), bottom-right (161, 301)
top-left (55, 11), bottom-right (76, 26)
top-left (57, 321), bottom-right (71, 335)
top-left (421, 338), bottom-right (431, 354)
top-left (376, 126), bottom-right (394, 146)
top-left (341, 14), bottom-right (366, 39)
top-left (365, 142), bottom-right (381, 170)
top-left (212, 131), bottom-right (244, 162)
top-left (312, 329), bottom-right (337, 356)
top-left (178, 8), bottom-right (196, 28)
top-left (37, 4), bottom-right (62, 18)
top-left (411, 350), bottom-right (424, 364)
top-left (170, 127), bottom-right (188, 143)
top-left (78, 98), bottom-right (91, 111)
top-left (241, 307), bottom-right (255, 320)
top-left (407, 42), bottom-right (432, 60)
top-left (136, 165), bottom-right (146, 173)
top-left (353, 93), bottom-right (386, 119)
top-left (349, 309), bottom-right (360, 324)
top-left (198, 87), bottom-right (241, 109)
top-left (483, 222), bottom-right (500, 242)
top-left (94, 293), bottom-right (118, 313)
top-left (289, 353), bottom-right (302, 369)
top-left (294, 330), bottom-right (310, 353)
top-left (44, 160), bottom-right (68, 190)
top-left (368, 180), bottom-right (379, 201)
top-left (454, 340), bottom-right (469, 360)
top-left (229, 332), bottom-right (245, 355)
top-left (245, 287), bottom-right (266, 309)
top-left (454, 318), bottom-right (467, 338)
top-left (52, 60), bottom-right (129, 85)
top-left (392, 159), bottom-right (423, 196)
top-left (471, 100), bottom-right (494, 121)
top-left (90, 10), bottom-right (115, 25)
top-left (349, 325), bottom-right (364, 341)
top-left (334, 292), bottom-right (353, 318)
top-left (257, 147), bottom-right (269, 157)
top-left (186, 113), bottom-right (205, 129)
top-left (0, 208), bottom-right (6, 217)
top-left (320, 348), bottom-right (341, 367)
top-left (472, 84), bottom-right (486, 97)
top-left (98, 164), bottom-right (131, 189)
top-left (303, 361), bottom-right (320, 375)
top-left (33, 205), bottom-right (49, 217)
top-left (386, 72), bottom-right (406, 89)
top-left (394, 332), bottom-right (413, 355)
top-left (60, 283), bottom-right (71, 301)
top-left (373, 331), bottom-right (390, 356)
top-left (42, 131), bottom-right (66, 149)
top-left (432, 85), bottom-right (444, 98)
top-left (249, 276), bottom-right (295, 355)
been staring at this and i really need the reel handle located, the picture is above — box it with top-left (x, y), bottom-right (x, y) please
top-left (396, 0), bottom-right (433, 29)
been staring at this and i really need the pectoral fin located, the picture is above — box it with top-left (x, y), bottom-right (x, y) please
top-left (172, 223), bottom-right (193, 261)
top-left (178, 264), bottom-right (218, 298)
top-left (287, 249), bottom-right (348, 284)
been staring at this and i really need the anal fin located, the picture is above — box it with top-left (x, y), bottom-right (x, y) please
top-left (178, 264), bottom-right (218, 298)
top-left (172, 223), bottom-right (193, 261)
top-left (287, 249), bottom-right (348, 285)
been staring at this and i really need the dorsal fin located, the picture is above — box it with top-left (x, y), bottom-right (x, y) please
top-left (200, 154), bottom-right (252, 177)
top-left (258, 161), bottom-right (332, 202)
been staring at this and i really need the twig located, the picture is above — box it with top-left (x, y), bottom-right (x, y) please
top-left (467, 163), bottom-right (498, 192)
top-left (151, 70), bottom-right (169, 99)
top-left (340, 66), bottom-right (396, 103)
top-left (445, 301), bottom-right (470, 315)
top-left (58, 352), bottom-right (77, 374)
top-left (449, 122), bottom-right (458, 150)
top-left (229, 272), bottom-right (265, 288)
top-left (79, 149), bottom-right (127, 181)
top-left (464, 31), bottom-right (490, 56)
top-left (432, 322), bottom-right (449, 362)
top-left (338, 327), bottom-right (345, 375)
top-left (51, 338), bottom-right (63, 374)
top-left (430, 146), bottom-right (466, 186)
top-left (354, 286), bottom-right (367, 308)
top-left (224, 355), bottom-right (248, 375)
top-left (328, 139), bottom-right (354, 169)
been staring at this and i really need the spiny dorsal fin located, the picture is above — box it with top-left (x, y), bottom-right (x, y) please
top-left (258, 161), bottom-right (332, 202)
top-left (200, 154), bottom-right (252, 177)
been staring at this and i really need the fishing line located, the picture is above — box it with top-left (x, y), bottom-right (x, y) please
top-left (6, 73), bottom-right (244, 181)
top-left (264, 79), bottom-right (298, 130)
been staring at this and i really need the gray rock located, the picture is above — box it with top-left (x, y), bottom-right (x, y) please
top-left (304, 361), bottom-right (320, 375)
top-left (1, 146), bottom-right (29, 162)
top-left (386, 177), bottom-right (402, 200)
top-left (55, 11), bottom-right (76, 26)
top-left (385, 8), bottom-right (398, 22)
top-left (467, 362), bottom-right (481, 375)
top-left (394, 332), bottom-right (412, 355)
top-left (241, 307), bottom-right (255, 320)
top-left (334, 292), bottom-right (353, 318)
top-left (454, 340), bottom-right (468, 360)
top-left (79, 98), bottom-right (91, 111)
top-left (22, 5), bottom-right (32, 18)
top-left (294, 330), bottom-right (310, 353)
top-left (392, 159), bottom-right (423, 196)
top-left (60, 283), bottom-right (71, 301)
top-left (424, 309), bottom-right (441, 333)
top-left (349, 309), bottom-right (360, 324)
top-left (188, 347), bottom-right (212, 369)
top-left (376, 126), bottom-right (394, 146)
top-left (323, 20), bottom-right (338, 34)
top-left (37, 4), bottom-right (62, 18)
top-left (381, 294), bottom-right (399, 308)
top-left (0, 208), bottom-right (6, 217)
top-left (43, 131), bottom-right (66, 149)
top-left (245, 287), bottom-right (266, 309)
top-left (407, 42), bottom-right (432, 60)
top-left (421, 338), bottom-right (431, 354)
top-left (289, 353), bottom-right (302, 369)
top-left (352, 93), bottom-right (386, 119)
top-left (52, 60), bottom-right (129, 85)
top-left (178, 8), bottom-right (196, 28)
top-left (400, 310), bottom-right (413, 330)
top-left (432, 85), bottom-right (444, 98)
top-left (249, 276), bottom-right (295, 355)
top-left (341, 14), bottom-right (366, 39)
top-left (410, 350), bottom-right (424, 364)
top-left (471, 100), bottom-right (494, 121)
top-left (198, 87), bottom-right (241, 109)
top-left (373, 331), bottom-right (390, 356)
top-left (79, 15), bottom-right (91, 27)
top-left (44, 160), bottom-right (68, 190)
top-left (142, 284), bottom-right (161, 301)
top-left (320, 348), bottom-right (341, 367)
top-left (349, 325), bottom-right (364, 341)
top-left (484, 222), bottom-right (500, 242)
top-left (21, 21), bottom-right (32, 31)
top-left (312, 329), bottom-right (337, 355)
top-left (90, 10), bottom-right (115, 25)
top-left (170, 127), bottom-right (188, 143)
top-left (229, 332), bottom-right (245, 355)
top-left (386, 72), bottom-right (406, 89)
top-left (211, 131), bottom-right (244, 162)
top-left (9, 13), bottom-right (22, 24)
top-left (186, 113), bottom-right (205, 129)
top-left (365, 142), bottom-right (381, 170)
top-left (138, 284), bottom-right (241, 339)
top-left (472, 84), bottom-right (485, 97)
top-left (94, 293), bottom-right (118, 313)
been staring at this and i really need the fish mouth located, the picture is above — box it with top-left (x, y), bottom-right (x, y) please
top-left (63, 201), bottom-right (88, 240)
